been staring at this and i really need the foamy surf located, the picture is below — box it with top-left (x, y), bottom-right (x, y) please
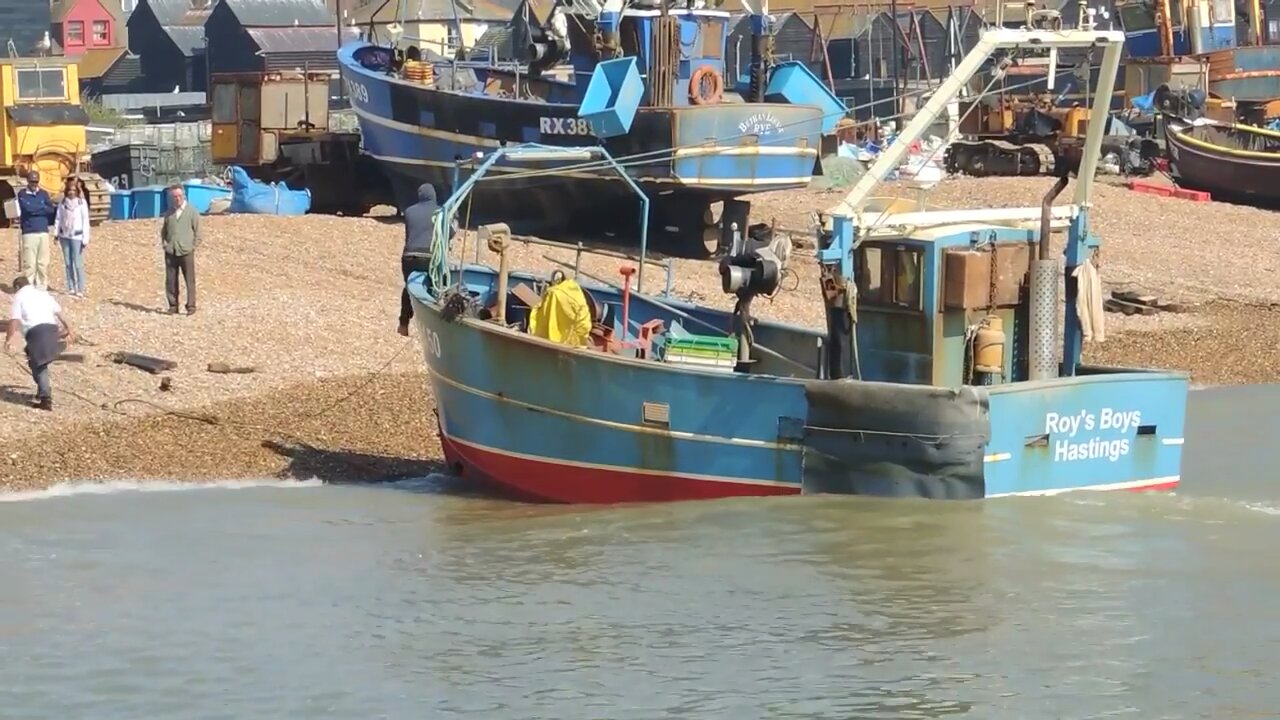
top-left (1062, 491), bottom-right (1280, 520)
top-left (0, 478), bottom-right (325, 503)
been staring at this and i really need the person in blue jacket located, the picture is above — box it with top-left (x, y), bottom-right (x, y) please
top-left (14, 171), bottom-right (57, 290)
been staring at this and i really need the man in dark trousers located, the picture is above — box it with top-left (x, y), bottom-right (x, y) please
top-left (398, 183), bottom-right (442, 336)
top-left (4, 276), bottom-right (74, 411)
top-left (160, 184), bottom-right (201, 315)
top-left (14, 171), bottom-right (56, 289)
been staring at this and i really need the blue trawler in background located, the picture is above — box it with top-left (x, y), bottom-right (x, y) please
top-left (337, 0), bottom-right (843, 252)
top-left (403, 22), bottom-right (1190, 504)
top-left (1117, 0), bottom-right (1280, 113)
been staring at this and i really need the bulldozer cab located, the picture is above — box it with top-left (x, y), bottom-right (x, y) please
top-left (0, 57), bottom-right (109, 228)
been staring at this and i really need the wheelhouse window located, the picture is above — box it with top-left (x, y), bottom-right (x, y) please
top-left (1210, 0), bottom-right (1232, 23)
top-left (857, 243), bottom-right (923, 311)
top-left (1116, 2), bottom-right (1157, 32)
top-left (15, 68), bottom-right (68, 101)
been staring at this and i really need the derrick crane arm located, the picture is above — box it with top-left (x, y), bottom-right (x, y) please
top-left (823, 28), bottom-right (1125, 225)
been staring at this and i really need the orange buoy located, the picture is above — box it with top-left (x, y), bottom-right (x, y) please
top-left (688, 66), bottom-right (723, 105)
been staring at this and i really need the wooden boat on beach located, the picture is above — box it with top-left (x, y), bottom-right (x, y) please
top-left (1164, 115), bottom-right (1280, 207)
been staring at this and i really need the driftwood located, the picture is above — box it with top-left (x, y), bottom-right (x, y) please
top-left (206, 362), bottom-right (257, 374)
top-left (1104, 290), bottom-right (1190, 316)
top-left (109, 351), bottom-right (178, 374)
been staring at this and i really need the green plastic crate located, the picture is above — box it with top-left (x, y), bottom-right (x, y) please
top-left (666, 335), bottom-right (738, 360)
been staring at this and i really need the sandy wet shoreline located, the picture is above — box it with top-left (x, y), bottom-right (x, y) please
top-left (2, 179), bottom-right (1274, 492)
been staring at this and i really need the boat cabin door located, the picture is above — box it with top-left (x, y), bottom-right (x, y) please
top-left (210, 77), bottom-right (266, 165)
top-left (236, 84), bottom-right (263, 163)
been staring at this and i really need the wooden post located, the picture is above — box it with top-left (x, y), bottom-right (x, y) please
top-left (496, 244), bottom-right (510, 325)
top-left (481, 223), bottom-right (513, 324)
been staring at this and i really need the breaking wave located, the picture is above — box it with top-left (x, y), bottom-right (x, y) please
top-left (0, 478), bottom-right (324, 503)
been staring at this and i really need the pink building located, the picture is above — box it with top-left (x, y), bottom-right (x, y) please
top-left (51, 0), bottom-right (126, 56)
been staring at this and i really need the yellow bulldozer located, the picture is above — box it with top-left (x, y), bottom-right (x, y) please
top-left (0, 56), bottom-right (111, 228)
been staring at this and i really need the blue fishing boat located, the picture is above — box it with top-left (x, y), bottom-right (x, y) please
top-left (406, 26), bottom-right (1189, 504)
top-left (1117, 0), bottom-right (1280, 111)
top-left (337, 0), bottom-right (843, 250)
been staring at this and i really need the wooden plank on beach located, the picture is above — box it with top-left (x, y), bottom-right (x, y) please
top-left (1104, 297), bottom-right (1158, 316)
top-left (109, 351), bottom-right (177, 374)
top-left (1113, 290), bottom-right (1159, 307)
top-left (207, 362), bottom-right (256, 374)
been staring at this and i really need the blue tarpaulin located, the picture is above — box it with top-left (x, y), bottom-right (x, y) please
top-left (226, 166), bottom-right (311, 216)
top-left (1131, 91), bottom-right (1156, 113)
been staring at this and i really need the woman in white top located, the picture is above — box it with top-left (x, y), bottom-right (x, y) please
top-left (54, 181), bottom-right (91, 297)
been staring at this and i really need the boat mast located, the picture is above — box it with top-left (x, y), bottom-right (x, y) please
top-left (742, 0), bottom-right (771, 102)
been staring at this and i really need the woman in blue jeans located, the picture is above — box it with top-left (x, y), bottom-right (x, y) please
top-left (54, 182), bottom-right (90, 297)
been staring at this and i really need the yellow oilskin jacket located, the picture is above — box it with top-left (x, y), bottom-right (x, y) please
top-left (527, 278), bottom-right (592, 347)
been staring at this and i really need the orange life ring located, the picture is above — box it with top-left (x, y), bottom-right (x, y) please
top-left (688, 66), bottom-right (723, 105)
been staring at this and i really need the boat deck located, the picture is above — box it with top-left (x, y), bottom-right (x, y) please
top-left (414, 264), bottom-right (826, 381)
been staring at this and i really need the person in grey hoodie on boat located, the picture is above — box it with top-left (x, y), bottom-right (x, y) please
top-left (398, 183), bottom-right (443, 336)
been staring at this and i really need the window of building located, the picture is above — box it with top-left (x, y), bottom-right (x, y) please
top-left (15, 68), bottom-right (68, 101)
top-left (92, 20), bottom-right (110, 44)
top-left (856, 243), bottom-right (924, 310)
top-left (1210, 0), bottom-right (1233, 23)
top-left (67, 21), bottom-right (85, 45)
top-left (121, 0), bottom-right (136, 10)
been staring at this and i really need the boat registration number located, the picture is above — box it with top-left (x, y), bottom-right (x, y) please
top-left (540, 117), bottom-right (593, 136)
top-left (344, 78), bottom-right (370, 104)
top-left (423, 327), bottom-right (443, 358)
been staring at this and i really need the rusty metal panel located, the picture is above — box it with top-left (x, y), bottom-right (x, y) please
top-left (210, 81), bottom-right (238, 123)
top-left (260, 77), bottom-right (330, 130)
top-left (1213, 45), bottom-right (1280, 73)
top-left (941, 243), bottom-right (1033, 310)
top-left (210, 123), bottom-right (239, 162)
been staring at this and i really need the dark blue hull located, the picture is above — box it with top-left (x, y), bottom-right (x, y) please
top-left (337, 43), bottom-right (824, 242)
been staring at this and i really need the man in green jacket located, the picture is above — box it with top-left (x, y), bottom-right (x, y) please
top-left (160, 184), bottom-right (201, 315)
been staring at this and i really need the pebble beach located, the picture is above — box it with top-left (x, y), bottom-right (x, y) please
top-left (2, 176), bottom-right (1275, 492)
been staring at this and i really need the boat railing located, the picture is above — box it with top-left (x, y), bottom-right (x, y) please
top-left (462, 232), bottom-right (678, 298)
top-left (435, 144), bottom-right (654, 291)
